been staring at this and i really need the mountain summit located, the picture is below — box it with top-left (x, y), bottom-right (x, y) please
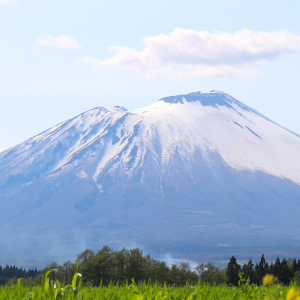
top-left (0, 91), bottom-right (300, 266)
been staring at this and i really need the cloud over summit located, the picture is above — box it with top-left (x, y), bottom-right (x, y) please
top-left (81, 28), bottom-right (300, 79)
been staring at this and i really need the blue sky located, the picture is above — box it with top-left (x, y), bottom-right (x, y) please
top-left (1, 0), bottom-right (300, 151)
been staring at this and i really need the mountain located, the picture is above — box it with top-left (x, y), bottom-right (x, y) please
top-left (1, 90), bottom-right (300, 267)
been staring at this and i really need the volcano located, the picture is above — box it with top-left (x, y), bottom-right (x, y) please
top-left (1, 90), bottom-right (300, 266)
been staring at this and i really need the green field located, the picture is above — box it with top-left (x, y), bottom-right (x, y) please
top-left (0, 271), bottom-right (298, 300)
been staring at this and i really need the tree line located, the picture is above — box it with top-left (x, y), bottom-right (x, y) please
top-left (227, 254), bottom-right (300, 286)
top-left (33, 246), bottom-right (226, 286)
top-left (4, 247), bottom-right (300, 286)
top-left (0, 265), bottom-right (40, 285)
top-left (38, 246), bottom-right (204, 286)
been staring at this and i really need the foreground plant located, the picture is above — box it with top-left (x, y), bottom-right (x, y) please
top-left (0, 271), bottom-right (299, 300)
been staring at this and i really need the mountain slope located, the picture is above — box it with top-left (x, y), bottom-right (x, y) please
top-left (0, 90), bottom-right (300, 266)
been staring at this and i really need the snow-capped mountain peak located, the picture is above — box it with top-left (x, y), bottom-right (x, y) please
top-left (0, 90), bottom-right (300, 266)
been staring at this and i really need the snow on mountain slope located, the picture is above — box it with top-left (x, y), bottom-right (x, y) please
top-left (1, 91), bottom-right (299, 186)
top-left (132, 91), bottom-right (300, 184)
top-left (0, 90), bottom-right (300, 266)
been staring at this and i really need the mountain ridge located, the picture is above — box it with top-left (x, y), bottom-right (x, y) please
top-left (0, 90), bottom-right (300, 267)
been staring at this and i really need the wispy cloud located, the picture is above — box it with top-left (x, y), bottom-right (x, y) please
top-left (0, 0), bottom-right (8, 6)
top-left (37, 35), bottom-right (81, 49)
top-left (81, 28), bottom-right (300, 79)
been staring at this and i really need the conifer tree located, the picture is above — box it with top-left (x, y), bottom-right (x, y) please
top-left (226, 256), bottom-right (241, 286)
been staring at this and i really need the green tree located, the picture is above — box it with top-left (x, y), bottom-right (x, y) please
top-left (81, 245), bottom-right (114, 285)
top-left (113, 248), bottom-right (128, 283)
top-left (127, 248), bottom-right (144, 282)
top-left (226, 256), bottom-right (241, 286)
top-left (279, 258), bottom-right (292, 285)
top-left (195, 263), bottom-right (223, 284)
top-left (79, 249), bottom-right (95, 264)
top-left (272, 257), bottom-right (281, 278)
top-left (167, 264), bottom-right (180, 285)
top-left (156, 261), bottom-right (169, 283)
top-left (255, 254), bottom-right (268, 285)
top-left (294, 270), bottom-right (300, 284)
top-left (242, 259), bottom-right (255, 284)
top-left (62, 260), bottom-right (75, 285)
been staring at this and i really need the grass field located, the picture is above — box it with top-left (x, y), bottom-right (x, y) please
top-left (0, 271), bottom-right (298, 300)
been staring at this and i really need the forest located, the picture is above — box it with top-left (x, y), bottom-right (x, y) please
top-left (3, 246), bottom-right (300, 287)
top-left (0, 265), bottom-right (40, 285)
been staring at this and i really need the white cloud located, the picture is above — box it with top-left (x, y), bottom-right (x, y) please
top-left (81, 28), bottom-right (300, 79)
top-left (0, 0), bottom-right (8, 5)
top-left (0, 147), bottom-right (6, 153)
top-left (37, 35), bottom-right (80, 49)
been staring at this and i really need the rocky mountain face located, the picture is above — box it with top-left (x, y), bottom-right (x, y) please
top-left (1, 91), bottom-right (300, 267)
